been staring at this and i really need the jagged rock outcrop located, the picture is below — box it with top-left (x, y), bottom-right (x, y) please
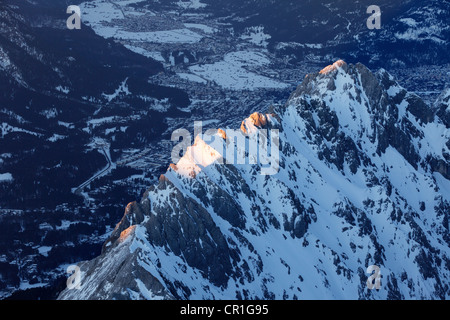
top-left (435, 89), bottom-right (450, 126)
top-left (58, 61), bottom-right (450, 300)
top-left (58, 225), bottom-right (173, 300)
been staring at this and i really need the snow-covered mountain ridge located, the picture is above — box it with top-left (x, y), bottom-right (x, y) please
top-left (58, 60), bottom-right (450, 300)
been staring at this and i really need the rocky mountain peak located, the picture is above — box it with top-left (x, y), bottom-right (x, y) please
top-left (319, 59), bottom-right (348, 75)
top-left (58, 61), bottom-right (450, 300)
top-left (285, 60), bottom-right (448, 178)
top-left (240, 112), bottom-right (268, 134)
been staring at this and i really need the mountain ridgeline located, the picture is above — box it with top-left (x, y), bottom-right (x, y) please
top-left (58, 61), bottom-right (450, 300)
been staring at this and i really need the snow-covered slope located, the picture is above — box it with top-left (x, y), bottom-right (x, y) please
top-left (58, 61), bottom-right (450, 300)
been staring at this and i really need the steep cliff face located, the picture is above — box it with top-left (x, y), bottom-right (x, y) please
top-left (435, 89), bottom-right (450, 128)
top-left (58, 61), bottom-right (450, 300)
